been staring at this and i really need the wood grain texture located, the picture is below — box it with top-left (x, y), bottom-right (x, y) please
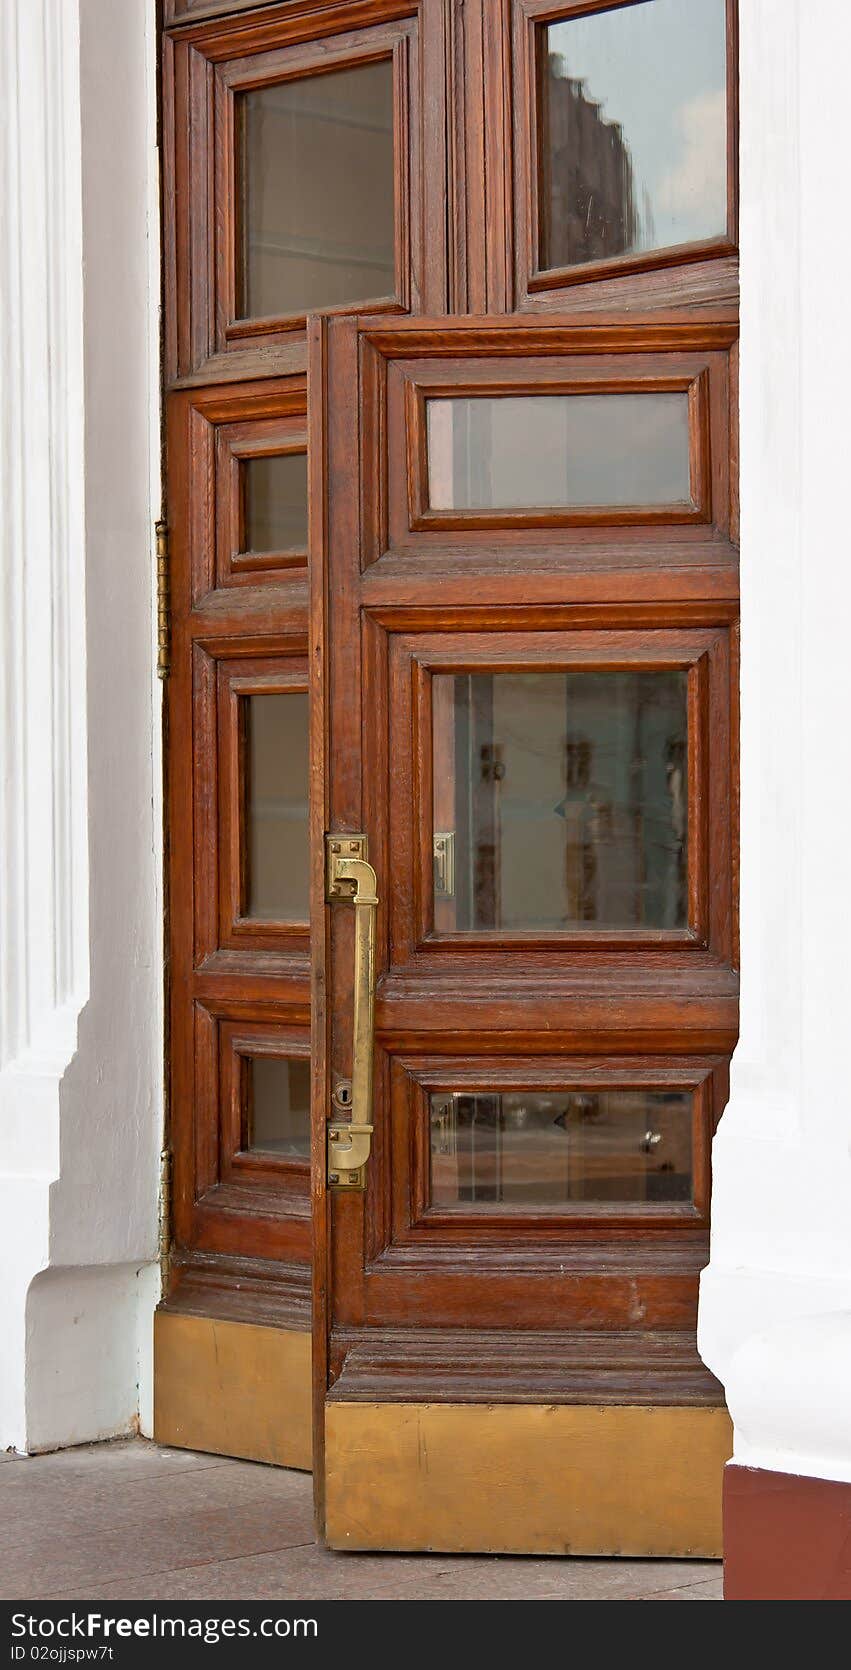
top-left (511, 0), bottom-right (739, 316)
top-left (325, 1402), bottom-right (731, 1554)
top-left (329, 1326), bottom-right (724, 1405)
top-left (166, 377), bottom-right (313, 1291)
top-left (163, 1), bottom-right (448, 381)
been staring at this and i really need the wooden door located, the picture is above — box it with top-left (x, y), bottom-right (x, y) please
top-left (158, 0), bottom-right (738, 1548)
top-left (312, 311), bottom-right (738, 1554)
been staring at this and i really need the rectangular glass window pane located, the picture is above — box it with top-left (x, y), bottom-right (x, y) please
top-left (241, 60), bottom-right (395, 319)
top-left (426, 393), bottom-right (691, 511)
top-left (430, 1089), bottom-right (692, 1207)
top-left (432, 670), bottom-right (687, 932)
top-left (246, 691), bottom-right (309, 921)
top-left (244, 453), bottom-right (308, 553)
top-left (541, 0), bottom-right (728, 271)
top-left (247, 1056), bottom-right (311, 1158)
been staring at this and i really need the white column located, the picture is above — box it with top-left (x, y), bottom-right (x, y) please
top-left (698, 0), bottom-right (851, 1485)
top-left (0, 0), bottom-right (162, 1453)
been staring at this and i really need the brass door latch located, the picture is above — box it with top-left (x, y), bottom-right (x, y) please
top-left (433, 831), bottom-right (455, 898)
top-left (325, 835), bottom-right (378, 1190)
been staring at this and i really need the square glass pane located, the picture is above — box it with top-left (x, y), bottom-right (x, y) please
top-left (541, 0), bottom-right (728, 272)
top-left (241, 60), bottom-right (395, 319)
top-left (430, 1089), bottom-right (692, 1207)
top-left (247, 1056), bottom-right (311, 1158)
top-left (245, 691), bottom-right (309, 921)
top-left (427, 392), bottom-right (691, 511)
top-left (244, 453), bottom-right (308, 553)
top-left (432, 670), bottom-right (688, 932)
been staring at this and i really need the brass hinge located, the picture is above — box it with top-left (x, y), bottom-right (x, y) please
top-left (155, 518), bottom-right (170, 679)
top-left (158, 1146), bottom-right (172, 1291)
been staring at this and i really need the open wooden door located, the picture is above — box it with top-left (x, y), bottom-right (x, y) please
top-left (157, 0), bottom-right (738, 1531)
top-left (310, 311), bottom-right (739, 1556)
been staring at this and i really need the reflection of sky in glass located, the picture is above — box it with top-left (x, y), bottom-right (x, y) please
top-left (548, 0), bottom-right (727, 252)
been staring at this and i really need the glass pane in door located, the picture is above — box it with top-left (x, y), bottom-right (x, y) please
top-left (245, 691), bottom-right (309, 920)
top-left (240, 60), bottom-right (395, 318)
top-left (243, 453), bottom-right (308, 553)
top-left (432, 670), bottom-right (688, 932)
top-left (426, 392), bottom-right (692, 510)
top-left (541, 0), bottom-right (728, 271)
top-left (429, 1088), bottom-right (693, 1207)
top-left (247, 1056), bottom-right (311, 1157)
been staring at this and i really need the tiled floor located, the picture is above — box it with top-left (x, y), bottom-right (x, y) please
top-left (1, 1439), bottom-right (722, 1601)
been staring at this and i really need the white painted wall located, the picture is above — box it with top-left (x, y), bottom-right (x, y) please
top-left (698, 0), bottom-right (851, 1486)
top-left (0, 0), bottom-right (162, 1454)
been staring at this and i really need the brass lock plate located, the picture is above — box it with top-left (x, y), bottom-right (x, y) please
top-left (433, 831), bottom-right (455, 898)
top-left (326, 833), bottom-right (369, 900)
top-left (327, 1127), bottom-right (367, 1191)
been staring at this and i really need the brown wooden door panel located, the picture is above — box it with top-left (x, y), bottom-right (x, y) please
top-left (166, 374), bottom-right (315, 1318)
top-left (511, 0), bottom-right (739, 316)
top-left (311, 307), bottom-right (738, 1438)
top-left (163, 0), bottom-right (449, 381)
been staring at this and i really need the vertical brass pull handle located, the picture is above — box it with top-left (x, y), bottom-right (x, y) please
top-left (325, 836), bottom-right (378, 1190)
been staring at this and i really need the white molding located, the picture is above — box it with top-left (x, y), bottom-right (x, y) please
top-left (0, 0), bottom-right (162, 1454)
top-left (0, 0), bottom-right (88, 1083)
top-left (699, 0), bottom-right (851, 1485)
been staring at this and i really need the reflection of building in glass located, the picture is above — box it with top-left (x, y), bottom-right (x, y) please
top-left (544, 56), bottom-right (642, 267)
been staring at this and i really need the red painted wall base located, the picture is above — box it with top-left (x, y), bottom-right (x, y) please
top-left (724, 1464), bottom-right (851, 1599)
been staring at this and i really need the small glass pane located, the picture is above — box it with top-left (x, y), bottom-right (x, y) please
top-left (247, 1056), bottom-right (311, 1158)
top-left (430, 1089), bottom-right (692, 1207)
top-left (244, 453), bottom-right (308, 553)
top-left (432, 671), bottom-right (688, 932)
top-left (541, 0), bottom-right (728, 272)
top-left (246, 691), bottom-right (309, 921)
top-left (427, 393), bottom-right (691, 511)
top-left (241, 60), bottom-right (395, 319)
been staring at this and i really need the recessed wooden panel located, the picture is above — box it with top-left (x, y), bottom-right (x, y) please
top-left (375, 620), bottom-right (732, 963)
top-left (163, 2), bottom-right (449, 379)
top-left (386, 1054), bottom-right (719, 1258)
top-left (325, 1402), bottom-right (731, 1555)
top-left (171, 379), bottom-right (308, 604)
top-left (240, 59), bottom-right (396, 321)
top-left (539, 0), bottom-right (729, 273)
top-left (217, 416), bottom-right (309, 584)
top-left (429, 1089), bottom-right (694, 1209)
top-left (364, 322), bottom-right (734, 564)
top-left (430, 666), bottom-right (690, 935)
top-left (511, 0), bottom-right (739, 314)
top-left (191, 650), bottom-right (310, 960)
top-left (220, 1020), bottom-right (311, 1189)
top-left (188, 1006), bottom-right (312, 1265)
top-left (426, 389), bottom-right (694, 513)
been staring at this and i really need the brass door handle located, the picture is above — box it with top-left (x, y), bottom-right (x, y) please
top-left (325, 835), bottom-right (378, 1190)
